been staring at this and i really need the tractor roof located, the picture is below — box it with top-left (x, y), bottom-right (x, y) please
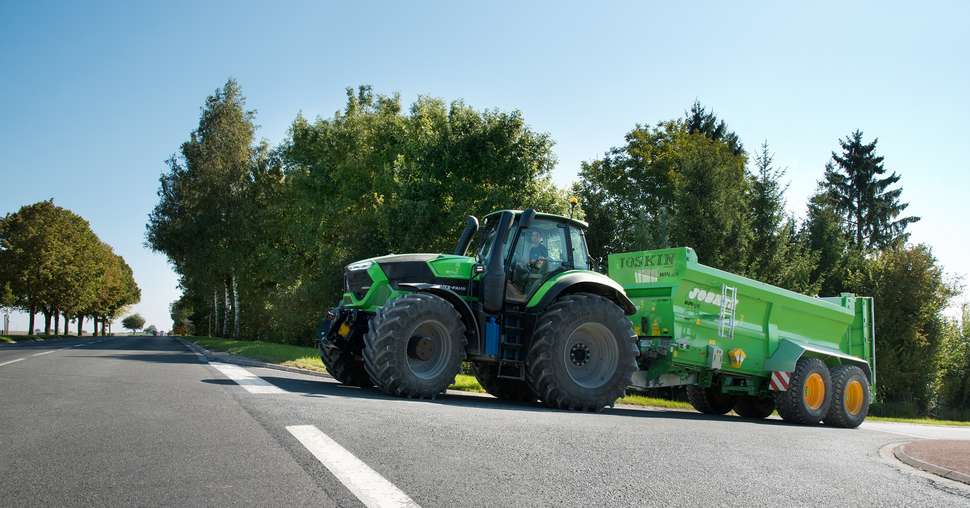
top-left (483, 209), bottom-right (588, 229)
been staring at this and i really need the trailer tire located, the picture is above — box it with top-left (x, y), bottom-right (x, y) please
top-left (823, 365), bottom-right (870, 428)
top-left (733, 395), bottom-right (775, 419)
top-left (363, 293), bottom-right (466, 399)
top-left (472, 363), bottom-right (537, 402)
top-left (774, 357), bottom-right (832, 425)
top-left (686, 385), bottom-right (736, 415)
top-left (526, 293), bottom-right (637, 412)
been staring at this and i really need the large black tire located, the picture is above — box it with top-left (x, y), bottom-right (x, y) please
top-left (526, 293), bottom-right (637, 412)
top-left (733, 395), bottom-right (775, 419)
top-left (686, 385), bottom-right (736, 415)
top-left (363, 293), bottom-right (466, 399)
top-left (823, 365), bottom-right (870, 428)
top-left (320, 342), bottom-right (373, 388)
top-left (774, 357), bottom-right (832, 425)
top-left (472, 363), bottom-right (537, 402)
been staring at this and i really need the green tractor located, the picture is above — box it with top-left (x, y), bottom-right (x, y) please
top-left (318, 209), bottom-right (638, 411)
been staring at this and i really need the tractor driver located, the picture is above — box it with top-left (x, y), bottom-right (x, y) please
top-left (527, 230), bottom-right (548, 271)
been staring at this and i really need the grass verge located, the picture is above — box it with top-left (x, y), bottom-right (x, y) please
top-left (0, 336), bottom-right (15, 344)
top-left (865, 416), bottom-right (970, 427)
top-left (191, 336), bottom-right (326, 373)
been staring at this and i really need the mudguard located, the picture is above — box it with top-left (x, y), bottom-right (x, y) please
top-left (764, 338), bottom-right (873, 383)
top-left (526, 271), bottom-right (637, 315)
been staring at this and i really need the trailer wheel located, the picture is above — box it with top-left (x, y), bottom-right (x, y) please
top-left (733, 396), bottom-right (775, 419)
top-left (686, 385), bottom-right (736, 415)
top-left (526, 293), bottom-right (637, 412)
top-left (823, 365), bottom-right (870, 428)
top-left (363, 293), bottom-right (466, 399)
top-left (472, 363), bottom-right (537, 402)
top-left (774, 357), bottom-right (832, 425)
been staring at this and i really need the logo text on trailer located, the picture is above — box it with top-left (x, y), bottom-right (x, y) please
top-left (687, 287), bottom-right (737, 308)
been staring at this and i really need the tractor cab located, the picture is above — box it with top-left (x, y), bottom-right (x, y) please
top-left (470, 210), bottom-right (592, 306)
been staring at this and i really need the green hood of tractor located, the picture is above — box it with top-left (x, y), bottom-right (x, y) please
top-left (342, 253), bottom-right (477, 309)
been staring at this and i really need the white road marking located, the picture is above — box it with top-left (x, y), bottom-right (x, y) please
top-left (286, 425), bottom-right (419, 508)
top-left (31, 350), bottom-right (56, 357)
top-left (0, 357), bottom-right (26, 367)
top-left (209, 362), bottom-right (286, 394)
top-left (861, 421), bottom-right (970, 440)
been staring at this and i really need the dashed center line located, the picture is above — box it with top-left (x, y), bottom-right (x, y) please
top-left (287, 425), bottom-right (420, 508)
top-left (0, 357), bottom-right (26, 367)
top-left (209, 362), bottom-right (286, 394)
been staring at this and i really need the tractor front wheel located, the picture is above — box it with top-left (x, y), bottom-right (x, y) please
top-left (317, 317), bottom-right (373, 388)
top-left (526, 293), bottom-right (637, 411)
top-left (363, 293), bottom-right (466, 399)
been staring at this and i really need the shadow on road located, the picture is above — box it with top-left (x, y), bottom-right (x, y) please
top-left (61, 336), bottom-right (798, 427)
top-left (201, 374), bottom-right (795, 426)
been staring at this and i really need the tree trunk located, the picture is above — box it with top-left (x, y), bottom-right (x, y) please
top-left (212, 288), bottom-right (218, 338)
top-left (63, 313), bottom-right (69, 335)
top-left (54, 308), bottom-right (60, 335)
top-left (232, 272), bottom-right (240, 338)
top-left (223, 279), bottom-right (231, 339)
top-left (43, 309), bottom-right (51, 335)
top-left (92, 316), bottom-right (99, 336)
top-left (28, 304), bottom-right (36, 335)
top-left (77, 315), bottom-right (84, 336)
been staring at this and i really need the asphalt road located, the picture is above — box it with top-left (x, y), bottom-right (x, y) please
top-left (2, 335), bottom-right (969, 507)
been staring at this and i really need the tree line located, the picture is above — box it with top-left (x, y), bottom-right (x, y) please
top-left (0, 200), bottom-right (141, 336)
top-left (148, 80), bottom-right (966, 419)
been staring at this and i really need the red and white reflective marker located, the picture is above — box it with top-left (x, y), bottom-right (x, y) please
top-left (769, 371), bottom-right (791, 391)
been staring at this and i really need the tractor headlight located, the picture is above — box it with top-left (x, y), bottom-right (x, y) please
top-left (344, 261), bottom-right (374, 300)
top-left (346, 260), bottom-right (373, 271)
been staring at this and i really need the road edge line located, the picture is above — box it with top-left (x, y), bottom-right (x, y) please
top-left (172, 336), bottom-right (335, 380)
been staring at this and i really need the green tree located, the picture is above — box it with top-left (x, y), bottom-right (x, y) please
top-left (822, 130), bottom-right (919, 249)
top-left (846, 245), bottom-right (956, 415)
top-left (147, 78), bottom-right (256, 339)
top-left (744, 142), bottom-right (816, 292)
top-left (685, 100), bottom-right (743, 156)
top-left (934, 304), bottom-right (970, 418)
top-left (122, 313), bottom-right (145, 334)
top-left (576, 118), bottom-right (750, 273)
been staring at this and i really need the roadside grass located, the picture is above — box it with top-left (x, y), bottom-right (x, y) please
top-left (865, 416), bottom-right (970, 427)
top-left (190, 336), bottom-right (326, 373)
top-left (0, 336), bottom-right (15, 344)
top-left (184, 336), bottom-right (970, 426)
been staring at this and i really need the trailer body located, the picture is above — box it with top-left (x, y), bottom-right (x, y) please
top-left (609, 247), bottom-right (875, 398)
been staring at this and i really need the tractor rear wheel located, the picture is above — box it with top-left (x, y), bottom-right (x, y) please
top-left (823, 365), bottom-right (870, 428)
top-left (686, 385), bottom-right (736, 415)
top-left (774, 357), bottom-right (832, 425)
top-left (363, 293), bottom-right (466, 399)
top-left (733, 395), bottom-right (775, 419)
top-left (472, 363), bottom-right (537, 402)
top-left (526, 293), bottom-right (637, 411)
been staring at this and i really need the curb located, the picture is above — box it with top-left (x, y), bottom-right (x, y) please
top-left (893, 442), bottom-right (970, 486)
top-left (172, 336), bottom-right (335, 381)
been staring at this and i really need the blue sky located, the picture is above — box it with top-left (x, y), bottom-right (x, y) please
top-left (2, 1), bottom-right (967, 331)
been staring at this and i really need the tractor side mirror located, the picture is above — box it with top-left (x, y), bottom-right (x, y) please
top-left (519, 208), bottom-right (536, 229)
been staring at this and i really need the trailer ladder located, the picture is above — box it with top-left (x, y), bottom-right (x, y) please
top-left (719, 284), bottom-right (737, 340)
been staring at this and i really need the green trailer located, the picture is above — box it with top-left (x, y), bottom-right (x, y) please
top-left (609, 246), bottom-right (876, 427)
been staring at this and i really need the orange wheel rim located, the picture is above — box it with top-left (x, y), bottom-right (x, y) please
top-left (845, 379), bottom-right (864, 415)
top-left (803, 372), bottom-right (825, 410)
